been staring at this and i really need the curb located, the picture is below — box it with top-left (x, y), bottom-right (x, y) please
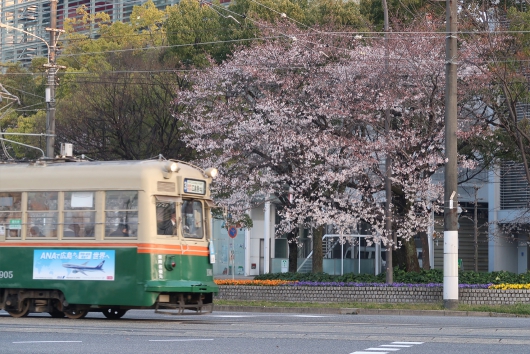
top-left (213, 305), bottom-right (528, 318)
top-left (214, 305), bottom-right (346, 314)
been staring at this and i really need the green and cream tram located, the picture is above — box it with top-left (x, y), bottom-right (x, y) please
top-left (0, 157), bottom-right (218, 319)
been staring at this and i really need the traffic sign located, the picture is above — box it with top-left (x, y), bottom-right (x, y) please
top-left (228, 226), bottom-right (238, 238)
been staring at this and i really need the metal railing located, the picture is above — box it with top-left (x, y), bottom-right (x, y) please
top-left (297, 234), bottom-right (380, 275)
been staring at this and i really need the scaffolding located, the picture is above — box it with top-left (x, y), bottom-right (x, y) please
top-left (0, 0), bottom-right (178, 66)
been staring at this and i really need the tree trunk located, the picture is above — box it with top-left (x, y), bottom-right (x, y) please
top-left (403, 237), bottom-right (421, 272)
top-left (419, 231), bottom-right (430, 270)
top-left (394, 240), bottom-right (406, 268)
top-left (288, 228), bottom-right (299, 273)
top-left (392, 189), bottom-right (421, 272)
top-left (312, 226), bottom-right (324, 273)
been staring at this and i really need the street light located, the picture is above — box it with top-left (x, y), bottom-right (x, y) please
top-left (0, 23), bottom-right (51, 63)
top-left (0, 2), bottom-right (65, 159)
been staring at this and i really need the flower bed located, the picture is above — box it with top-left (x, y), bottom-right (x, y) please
top-left (214, 279), bottom-right (293, 286)
top-left (215, 281), bottom-right (530, 305)
top-left (490, 283), bottom-right (530, 290)
top-left (214, 280), bottom-right (505, 289)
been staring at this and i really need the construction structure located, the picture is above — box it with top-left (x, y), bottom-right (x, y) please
top-left (0, 0), bottom-right (186, 65)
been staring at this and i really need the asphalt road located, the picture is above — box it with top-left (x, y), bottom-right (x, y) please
top-left (1, 309), bottom-right (530, 354)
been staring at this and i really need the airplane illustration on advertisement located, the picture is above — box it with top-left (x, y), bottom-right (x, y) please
top-left (62, 260), bottom-right (105, 275)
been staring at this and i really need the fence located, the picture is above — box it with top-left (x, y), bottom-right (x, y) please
top-left (216, 285), bottom-right (530, 305)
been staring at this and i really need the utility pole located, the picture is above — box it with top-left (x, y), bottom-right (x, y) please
top-left (443, 0), bottom-right (459, 310)
top-left (1, 1), bottom-right (64, 159)
top-left (473, 186), bottom-right (479, 272)
top-left (382, 0), bottom-right (393, 284)
top-left (45, 0), bottom-right (60, 159)
top-left (44, 0), bottom-right (66, 159)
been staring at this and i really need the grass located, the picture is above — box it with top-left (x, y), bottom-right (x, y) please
top-left (458, 303), bottom-right (530, 316)
top-left (215, 299), bottom-right (530, 316)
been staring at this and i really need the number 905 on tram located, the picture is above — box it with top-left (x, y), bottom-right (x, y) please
top-left (0, 157), bottom-right (218, 319)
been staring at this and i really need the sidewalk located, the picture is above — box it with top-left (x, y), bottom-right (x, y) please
top-left (213, 305), bottom-right (528, 317)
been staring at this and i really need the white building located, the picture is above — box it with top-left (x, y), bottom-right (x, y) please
top-left (211, 160), bottom-right (529, 276)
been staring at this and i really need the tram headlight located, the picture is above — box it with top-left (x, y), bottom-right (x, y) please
top-left (162, 162), bottom-right (179, 179)
top-left (204, 167), bottom-right (218, 179)
top-left (165, 162), bottom-right (179, 172)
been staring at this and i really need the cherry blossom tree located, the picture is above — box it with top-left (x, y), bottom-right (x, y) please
top-left (458, 4), bottom-right (530, 242)
top-left (174, 20), bottom-right (491, 272)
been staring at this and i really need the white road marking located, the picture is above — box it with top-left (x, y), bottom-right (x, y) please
top-left (149, 339), bottom-right (214, 342)
top-left (14, 341), bottom-right (82, 344)
top-left (293, 315), bottom-right (327, 318)
top-left (365, 348), bottom-right (400, 351)
top-left (351, 340), bottom-right (424, 354)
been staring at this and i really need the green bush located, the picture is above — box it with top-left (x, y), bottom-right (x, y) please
top-left (254, 268), bottom-right (530, 284)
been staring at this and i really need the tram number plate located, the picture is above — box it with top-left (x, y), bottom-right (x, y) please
top-left (183, 179), bottom-right (206, 195)
top-left (0, 271), bottom-right (13, 279)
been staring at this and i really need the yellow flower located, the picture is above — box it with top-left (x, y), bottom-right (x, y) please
top-left (489, 283), bottom-right (530, 290)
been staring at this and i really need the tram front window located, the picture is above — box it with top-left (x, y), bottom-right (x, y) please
top-left (155, 198), bottom-right (204, 238)
top-left (156, 199), bottom-right (176, 236)
top-left (181, 200), bottom-right (203, 239)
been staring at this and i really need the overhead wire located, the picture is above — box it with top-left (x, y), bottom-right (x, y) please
top-left (2, 26), bottom-right (529, 50)
top-left (1, 0), bottom-right (529, 74)
top-left (58, 35), bottom-right (284, 58)
top-left (2, 57), bottom-right (530, 77)
top-left (2, 0), bottom-right (529, 42)
top-left (1, 57), bottom-right (520, 81)
top-left (1, 84), bottom-right (45, 99)
top-left (3, 0), bottom-right (529, 50)
top-left (2, 16), bottom-right (530, 60)
top-left (51, 32), bottom-right (530, 61)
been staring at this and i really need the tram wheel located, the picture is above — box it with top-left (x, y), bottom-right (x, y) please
top-left (48, 309), bottom-right (66, 318)
top-left (64, 309), bottom-right (88, 319)
top-left (7, 300), bottom-right (31, 318)
top-left (102, 308), bottom-right (127, 319)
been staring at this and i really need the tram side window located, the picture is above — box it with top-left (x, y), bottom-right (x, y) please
top-left (156, 199), bottom-right (176, 236)
top-left (181, 199), bottom-right (204, 239)
top-left (64, 192), bottom-right (95, 237)
top-left (0, 192), bottom-right (22, 238)
top-left (27, 192), bottom-right (58, 238)
top-left (105, 191), bottom-right (138, 237)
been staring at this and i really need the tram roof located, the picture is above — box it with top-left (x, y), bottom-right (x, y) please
top-left (0, 159), bottom-right (209, 192)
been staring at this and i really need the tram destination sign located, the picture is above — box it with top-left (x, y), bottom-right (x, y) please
top-left (183, 178), bottom-right (206, 195)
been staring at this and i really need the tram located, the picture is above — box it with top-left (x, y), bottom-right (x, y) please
top-left (0, 157), bottom-right (218, 319)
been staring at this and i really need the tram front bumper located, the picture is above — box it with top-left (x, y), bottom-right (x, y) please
top-left (145, 280), bottom-right (218, 294)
